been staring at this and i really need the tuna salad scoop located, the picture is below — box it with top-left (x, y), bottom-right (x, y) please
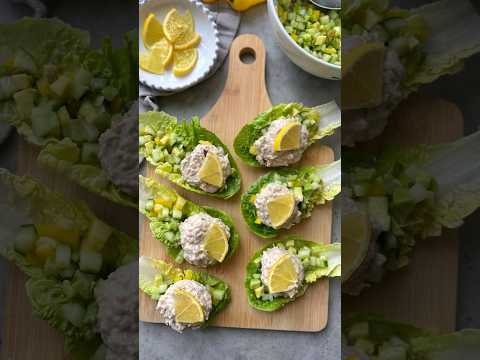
top-left (179, 213), bottom-right (231, 267)
top-left (99, 101), bottom-right (139, 197)
top-left (253, 118), bottom-right (309, 167)
top-left (260, 247), bottom-right (304, 298)
top-left (254, 183), bottom-right (302, 229)
top-left (180, 143), bottom-right (232, 193)
top-left (156, 280), bottom-right (212, 333)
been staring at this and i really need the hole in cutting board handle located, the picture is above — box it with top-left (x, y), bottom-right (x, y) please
top-left (239, 47), bottom-right (256, 64)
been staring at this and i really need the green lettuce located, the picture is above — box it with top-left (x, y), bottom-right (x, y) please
top-left (0, 169), bottom-right (138, 357)
top-left (245, 237), bottom-right (340, 312)
top-left (344, 314), bottom-right (480, 360)
top-left (139, 256), bottom-right (231, 326)
top-left (0, 18), bottom-right (138, 208)
top-left (241, 160), bottom-right (341, 238)
top-left (139, 111), bottom-right (241, 199)
top-left (233, 102), bottom-right (340, 167)
top-left (344, 130), bottom-right (480, 280)
top-left (139, 175), bottom-right (240, 264)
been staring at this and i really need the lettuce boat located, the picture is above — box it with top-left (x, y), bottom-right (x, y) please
top-left (234, 102), bottom-right (340, 167)
top-left (343, 314), bottom-right (480, 359)
top-left (342, 131), bottom-right (480, 295)
top-left (139, 111), bottom-right (241, 199)
top-left (0, 168), bottom-right (138, 359)
top-left (241, 160), bottom-right (341, 238)
top-left (0, 18), bottom-right (138, 207)
top-left (342, 0), bottom-right (480, 145)
top-left (245, 237), bottom-right (340, 312)
top-left (139, 176), bottom-right (239, 266)
top-left (139, 256), bottom-right (230, 332)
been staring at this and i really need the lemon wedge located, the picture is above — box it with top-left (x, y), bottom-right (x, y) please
top-left (142, 13), bottom-right (164, 49)
top-left (342, 42), bottom-right (385, 110)
top-left (164, 8), bottom-right (190, 43)
top-left (175, 32), bottom-right (202, 50)
top-left (204, 223), bottom-right (229, 262)
top-left (267, 254), bottom-right (298, 293)
top-left (198, 151), bottom-right (224, 188)
top-left (139, 39), bottom-right (173, 74)
top-left (266, 193), bottom-right (295, 228)
top-left (173, 48), bottom-right (198, 77)
top-left (273, 122), bottom-right (302, 151)
top-left (342, 209), bottom-right (372, 282)
top-left (174, 289), bottom-right (205, 324)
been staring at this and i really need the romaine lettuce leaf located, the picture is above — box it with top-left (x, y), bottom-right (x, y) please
top-left (139, 176), bottom-right (240, 265)
top-left (139, 112), bottom-right (241, 199)
top-left (245, 237), bottom-right (340, 312)
top-left (241, 161), bottom-right (341, 238)
top-left (139, 256), bottom-right (231, 325)
top-left (234, 102), bottom-right (340, 167)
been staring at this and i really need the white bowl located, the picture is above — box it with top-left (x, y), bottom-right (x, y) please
top-left (139, 0), bottom-right (220, 92)
top-left (267, 0), bottom-right (340, 80)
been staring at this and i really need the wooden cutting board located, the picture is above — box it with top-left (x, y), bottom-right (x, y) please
top-left (343, 95), bottom-right (463, 332)
top-left (2, 142), bottom-right (138, 358)
top-left (139, 34), bottom-right (335, 331)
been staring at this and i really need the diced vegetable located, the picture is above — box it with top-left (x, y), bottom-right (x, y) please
top-left (81, 143), bottom-right (99, 164)
top-left (79, 250), bottom-right (103, 273)
top-left (0, 74), bottom-right (32, 100)
top-left (55, 244), bottom-right (71, 269)
top-left (35, 236), bottom-right (57, 261)
top-left (81, 219), bottom-right (113, 252)
top-left (211, 288), bottom-right (226, 303)
top-left (31, 104), bottom-right (60, 138)
top-left (254, 285), bottom-right (265, 299)
top-left (249, 278), bottom-right (262, 289)
top-left (35, 224), bottom-right (80, 249)
top-left (50, 74), bottom-right (71, 98)
top-left (13, 88), bottom-right (37, 119)
top-left (14, 225), bottom-right (37, 255)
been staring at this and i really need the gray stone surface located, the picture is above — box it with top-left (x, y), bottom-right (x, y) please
top-left (140, 8), bottom-right (342, 360)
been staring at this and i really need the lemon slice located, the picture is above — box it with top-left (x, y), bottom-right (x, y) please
top-left (175, 32), bottom-right (202, 50)
top-left (151, 38), bottom-right (174, 67)
top-left (342, 42), bottom-right (385, 110)
top-left (174, 289), bottom-right (205, 324)
top-left (173, 48), bottom-right (198, 77)
top-left (164, 8), bottom-right (190, 43)
top-left (142, 13), bottom-right (164, 49)
top-left (342, 209), bottom-right (372, 282)
top-left (267, 254), bottom-right (298, 293)
top-left (203, 223), bottom-right (229, 262)
top-left (266, 193), bottom-right (295, 228)
top-left (273, 122), bottom-right (302, 151)
top-left (198, 151), bottom-right (224, 188)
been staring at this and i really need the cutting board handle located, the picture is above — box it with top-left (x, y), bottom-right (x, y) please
top-left (224, 34), bottom-right (268, 102)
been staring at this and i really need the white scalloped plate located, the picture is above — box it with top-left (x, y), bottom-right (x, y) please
top-left (139, 0), bottom-right (219, 93)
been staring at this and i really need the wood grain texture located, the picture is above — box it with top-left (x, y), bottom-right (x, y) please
top-left (140, 35), bottom-right (335, 331)
top-left (2, 142), bottom-right (137, 359)
top-left (343, 95), bottom-right (463, 332)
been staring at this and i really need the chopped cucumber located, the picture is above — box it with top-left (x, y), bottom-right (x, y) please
top-left (211, 289), bottom-right (226, 303)
top-left (145, 199), bottom-right (154, 211)
top-left (78, 100), bottom-right (98, 123)
top-left (368, 196), bottom-right (391, 232)
top-left (50, 74), bottom-right (71, 98)
top-left (57, 106), bottom-right (71, 137)
top-left (13, 88), bottom-right (37, 120)
top-left (79, 250), bottom-right (103, 273)
top-left (174, 250), bottom-right (184, 264)
top-left (298, 247), bottom-right (311, 259)
top-left (31, 103), bottom-right (60, 138)
top-left (174, 197), bottom-right (186, 211)
top-left (61, 303), bottom-right (86, 327)
top-left (82, 219), bottom-right (113, 252)
top-left (81, 143), bottom-right (99, 164)
top-left (14, 225), bottom-right (37, 255)
top-left (287, 247), bottom-right (297, 255)
top-left (55, 244), bottom-right (71, 269)
top-left (164, 232), bottom-right (175, 242)
top-left (172, 209), bottom-right (182, 219)
top-left (285, 239), bottom-right (295, 248)
top-left (249, 278), bottom-right (262, 289)
top-left (71, 68), bottom-right (92, 100)
top-left (254, 285), bottom-right (265, 299)
top-left (35, 236), bottom-right (57, 261)
top-left (0, 74), bottom-right (32, 100)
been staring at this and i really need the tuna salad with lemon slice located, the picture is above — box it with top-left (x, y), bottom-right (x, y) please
top-left (342, 0), bottom-right (480, 145)
top-left (139, 256), bottom-right (230, 333)
top-left (139, 111), bottom-right (241, 199)
top-left (245, 237), bottom-right (340, 311)
top-left (234, 102), bottom-right (340, 167)
top-left (0, 169), bottom-right (138, 359)
top-left (140, 176), bottom-right (239, 266)
top-left (241, 160), bottom-right (341, 238)
top-left (342, 131), bottom-right (480, 295)
top-left (0, 19), bottom-right (138, 207)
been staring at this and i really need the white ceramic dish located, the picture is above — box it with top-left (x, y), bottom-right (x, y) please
top-left (139, 0), bottom-right (220, 92)
top-left (267, 0), bottom-right (341, 80)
